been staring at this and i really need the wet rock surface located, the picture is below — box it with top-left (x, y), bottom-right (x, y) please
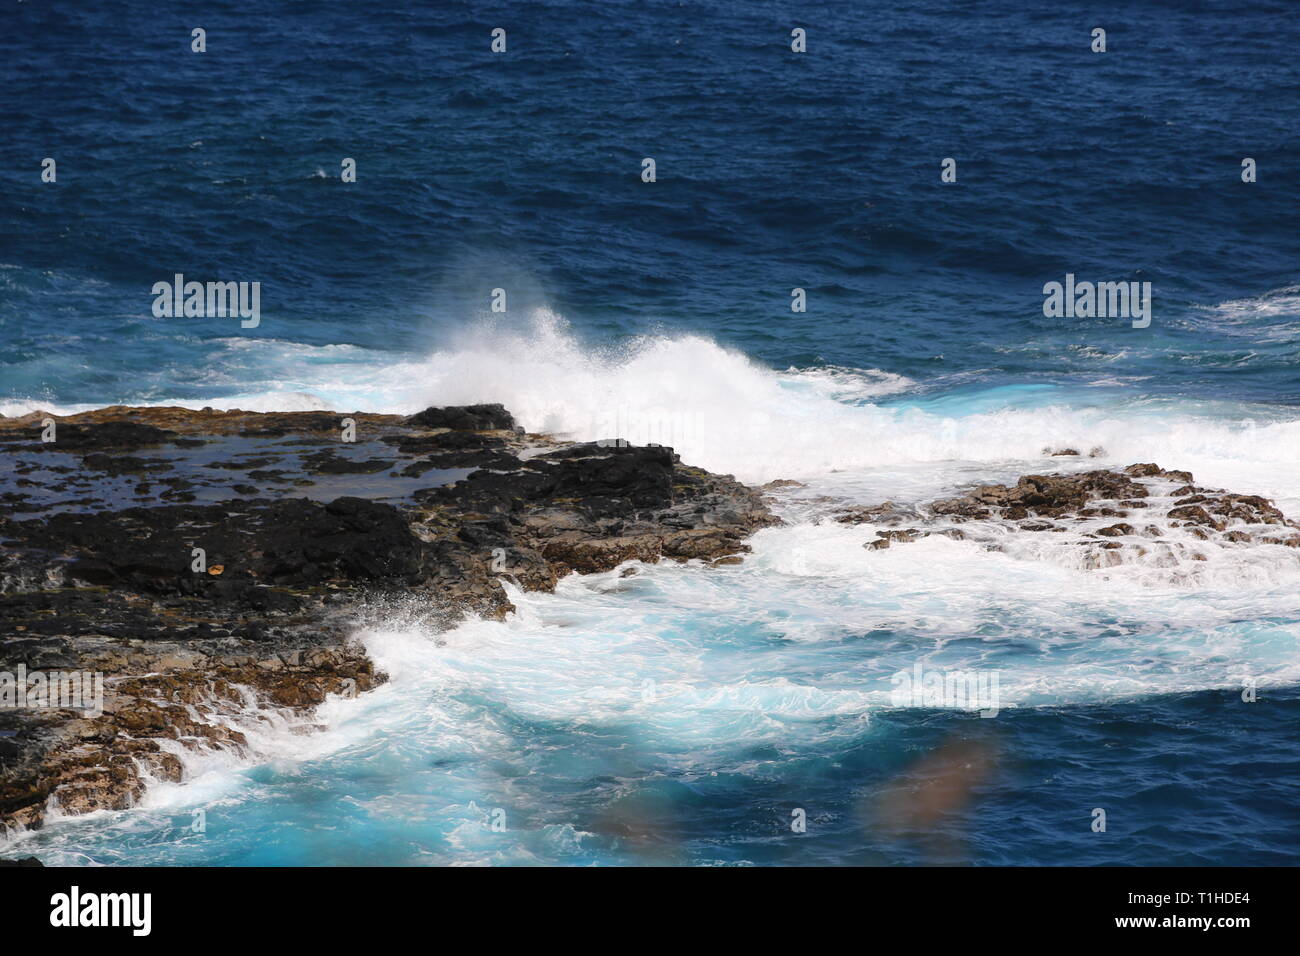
top-left (0, 404), bottom-right (775, 833)
top-left (840, 463), bottom-right (1300, 573)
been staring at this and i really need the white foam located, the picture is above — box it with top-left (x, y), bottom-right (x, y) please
top-left (8, 309), bottom-right (1300, 496)
top-left (9, 501), bottom-right (1297, 861)
top-left (8, 309), bottom-right (1300, 863)
top-left (1196, 284), bottom-right (1300, 343)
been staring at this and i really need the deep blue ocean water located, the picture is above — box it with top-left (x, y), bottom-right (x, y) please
top-left (2, 0), bottom-right (1299, 865)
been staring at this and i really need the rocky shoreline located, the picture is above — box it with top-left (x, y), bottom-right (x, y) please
top-left (0, 403), bottom-right (776, 834)
top-left (4, 405), bottom-right (1297, 842)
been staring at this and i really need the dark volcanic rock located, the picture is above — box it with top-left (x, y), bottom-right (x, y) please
top-left (384, 431), bottom-right (507, 454)
top-left (417, 444), bottom-right (678, 517)
top-left (262, 497), bottom-right (427, 584)
top-left (417, 443), bottom-right (776, 580)
top-left (1, 421), bottom-right (176, 452)
top-left (80, 453), bottom-right (171, 475)
top-left (406, 403), bottom-right (516, 432)
top-left (4, 497), bottom-right (425, 595)
top-left (0, 402), bottom-right (775, 834)
top-left (301, 450), bottom-right (393, 474)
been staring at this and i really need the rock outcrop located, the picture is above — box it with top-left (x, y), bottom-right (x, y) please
top-left (841, 463), bottom-right (1300, 573)
top-left (0, 404), bottom-right (776, 833)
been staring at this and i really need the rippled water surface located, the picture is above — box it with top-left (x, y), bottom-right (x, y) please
top-left (2, 0), bottom-right (1299, 865)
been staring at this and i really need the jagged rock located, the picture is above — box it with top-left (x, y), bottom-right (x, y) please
top-left (858, 463), bottom-right (1300, 573)
top-left (927, 469), bottom-right (1152, 522)
top-left (835, 502), bottom-right (900, 524)
top-left (406, 403), bottom-right (516, 432)
top-left (1167, 504), bottom-right (1221, 529)
top-left (1124, 463), bottom-right (1162, 477)
top-left (0, 403), bottom-right (775, 832)
top-left (1095, 523), bottom-right (1135, 537)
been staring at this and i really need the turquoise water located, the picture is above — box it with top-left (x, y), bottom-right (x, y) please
top-left (3, 0), bottom-right (1300, 864)
top-left (13, 537), bottom-right (1300, 866)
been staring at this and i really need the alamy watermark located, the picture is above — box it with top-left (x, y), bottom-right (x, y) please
top-left (1043, 273), bottom-right (1151, 328)
top-left (586, 404), bottom-right (699, 450)
top-left (151, 273), bottom-right (260, 328)
top-left (1, 665), bottom-right (104, 718)
top-left (890, 662), bottom-right (1000, 718)
top-left (50, 886), bottom-right (151, 936)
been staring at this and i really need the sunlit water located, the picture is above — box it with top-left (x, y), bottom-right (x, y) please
top-left (4, 0), bottom-right (1299, 865)
top-left (8, 409), bottom-right (1300, 865)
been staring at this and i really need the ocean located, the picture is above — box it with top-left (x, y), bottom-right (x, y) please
top-left (2, 0), bottom-right (1299, 865)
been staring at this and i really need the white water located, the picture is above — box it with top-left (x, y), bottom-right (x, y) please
top-left (6, 309), bottom-right (1300, 501)
top-left (5, 309), bottom-right (1300, 863)
top-left (8, 513), bottom-right (1298, 864)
